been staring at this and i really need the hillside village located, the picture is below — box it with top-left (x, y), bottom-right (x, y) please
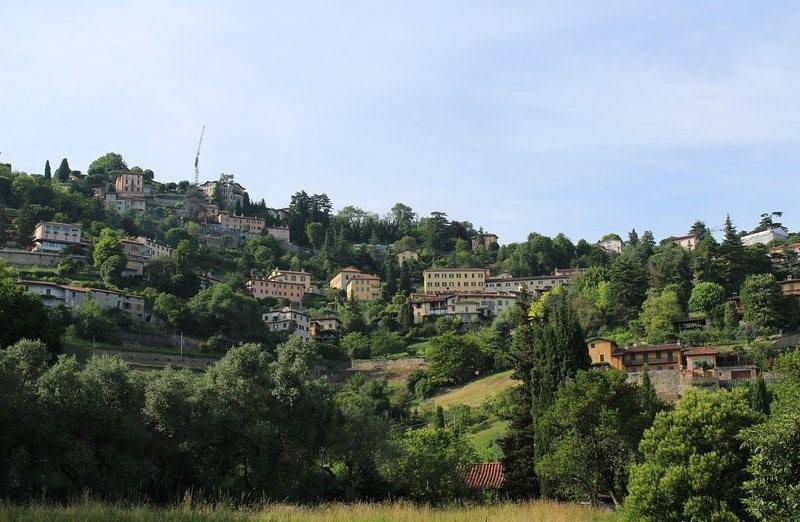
top-left (1, 153), bottom-right (800, 518)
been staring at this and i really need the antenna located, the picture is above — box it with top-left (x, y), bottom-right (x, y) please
top-left (194, 125), bottom-right (205, 184)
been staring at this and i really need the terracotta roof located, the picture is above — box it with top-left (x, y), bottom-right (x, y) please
top-left (683, 346), bottom-right (718, 356)
top-left (624, 343), bottom-right (682, 353)
top-left (351, 273), bottom-right (380, 280)
top-left (465, 462), bottom-right (505, 489)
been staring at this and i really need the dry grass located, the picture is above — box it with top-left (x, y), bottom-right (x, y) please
top-left (0, 501), bottom-right (614, 522)
top-left (429, 371), bottom-right (518, 408)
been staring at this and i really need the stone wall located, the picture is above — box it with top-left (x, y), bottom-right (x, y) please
top-left (626, 369), bottom-right (694, 401)
top-left (0, 248), bottom-right (87, 267)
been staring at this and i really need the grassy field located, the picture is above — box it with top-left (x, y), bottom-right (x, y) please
top-left (0, 501), bottom-right (614, 522)
top-left (429, 370), bottom-right (517, 408)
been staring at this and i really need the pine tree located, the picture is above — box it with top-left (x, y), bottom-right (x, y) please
top-left (516, 283), bottom-right (532, 312)
top-left (54, 158), bottom-right (71, 181)
top-left (750, 374), bottom-right (770, 414)
top-left (383, 260), bottom-right (398, 299)
top-left (501, 296), bottom-right (590, 498)
top-left (44, 160), bottom-right (51, 179)
top-left (398, 299), bottom-right (414, 331)
top-left (718, 214), bottom-right (746, 295)
top-left (434, 405), bottom-right (445, 429)
top-left (640, 366), bottom-right (662, 418)
top-left (399, 262), bottom-right (412, 296)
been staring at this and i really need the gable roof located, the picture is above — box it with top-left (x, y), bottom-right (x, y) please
top-left (465, 462), bottom-right (505, 489)
top-left (683, 346), bottom-right (718, 356)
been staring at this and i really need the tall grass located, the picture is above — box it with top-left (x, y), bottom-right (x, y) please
top-left (0, 501), bottom-right (613, 522)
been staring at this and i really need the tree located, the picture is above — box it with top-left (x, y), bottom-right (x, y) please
top-left (607, 248), bottom-right (649, 324)
top-left (688, 282), bottom-right (726, 325)
top-left (340, 332), bottom-right (371, 358)
top-left (717, 214), bottom-right (746, 295)
top-left (73, 298), bottom-right (117, 341)
top-left (426, 332), bottom-right (488, 385)
top-left (623, 388), bottom-right (761, 522)
top-left (93, 227), bottom-right (126, 283)
top-left (638, 285), bottom-right (683, 344)
top-left (398, 262), bottom-right (412, 296)
top-left (750, 374), bottom-right (770, 414)
top-left (740, 273), bottom-right (783, 330)
top-left (54, 158), bottom-right (71, 181)
top-left (0, 278), bottom-right (62, 353)
top-left (87, 152), bottom-right (127, 180)
top-left (535, 370), bottom-right (653, 506)
top-left (44, 160), bottom-right (51, 180)
top-left (502, 296), bottom-right (590, 498)
top-left (742, 350), bottom-right (800, 520)
top-left (382, 427), bottom-right (476, 503)
top-left (306, 221), bottom-right (325, 249)
top-left (397, 298), bottom-right (414, 332)
top-left (648, 242), bottom-right (692, 304)
top-left (382, 260), bottom-right (398, 298)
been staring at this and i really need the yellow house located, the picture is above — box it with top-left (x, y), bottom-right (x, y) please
top-left (269, 268), bottom-right (312, 290)
top-left (346, 274), bottom-right (381, 301)
top-left (423, 268), bottom-right (488, 293)
top-left (587, 338), bottom-right (623, 369)
top-left (329, 267), bottom-right (364, 291)
top-left (682, 346), bottom-right (718, 374)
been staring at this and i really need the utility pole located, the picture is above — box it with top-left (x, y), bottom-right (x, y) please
top-left (194, 125), bottom-right (205, 185)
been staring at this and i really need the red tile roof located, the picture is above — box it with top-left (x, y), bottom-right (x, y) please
top-left (683, 346), bottom-right (718, 356)
top-left (465, 462), bottom-right (505, 489)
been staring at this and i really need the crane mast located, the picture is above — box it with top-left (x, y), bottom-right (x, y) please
top-left (194, 125), bottom-right (205, 184)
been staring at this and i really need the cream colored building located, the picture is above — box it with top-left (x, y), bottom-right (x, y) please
top-left (310, 316), bottom-right (341, 338)
top-left (673, 234), bottom-right (700, 250)
top-left (32, 222), bottom-right (82, 253)
top-left (598, 236), bottom-right (624, 253)
top-left (115, 171), bottom-right (147, 197)
top-left (262, 307), bottom-right (310, 340)
top-left (330, 267), bottom-right (365, 291)
top-left (396, 250), bottom-right (420, 265)
top-left (246, 278), bottom-right (304, 304)
top-left (121, 237), bottom-right (172, 276)
top-left (410, 291), bottom-right (516, 323)
top-left (216, 211), bottom-right (265, 235)
top-left (485, 274), bottom-right (572, 293)
top-left (423, 268), bottom-right (489, 293)
top-left (200, 176), bottom-right (246, 211)
top-left (19, 280), bottom-right (147, 322)
top-left (269, 268), bottom-right (312, 290)
top-left (346, 274), bottom-right (381, 301)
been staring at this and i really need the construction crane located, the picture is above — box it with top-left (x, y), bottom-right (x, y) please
top-left (194, 125), bottom-right (205, 184)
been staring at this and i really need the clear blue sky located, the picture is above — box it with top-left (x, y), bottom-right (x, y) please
top-left (2, 1), bottom-right (798, 243)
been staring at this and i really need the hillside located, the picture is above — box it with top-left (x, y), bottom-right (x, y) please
top-left (429, 370), bottom-right (517, 407)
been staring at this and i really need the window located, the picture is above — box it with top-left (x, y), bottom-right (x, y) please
top-left (600, 354), bottom-right (605, 362)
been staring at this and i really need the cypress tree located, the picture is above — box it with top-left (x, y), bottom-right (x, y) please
top-left (44, 160), bottom-right (51, 179)
top-left (398, 299), bottom-right (414, 332)
top-left (434, 405), bottom-right (445, 429)
top-left (718, 214), bottom-right (746, 295)
top-left (399, 262), bottom-right (412, 296)
top-left (640, 366), bottom-right (662, 418)
top-left (54, 158), bottom-right (71, 181)
top-left (383, 260), bottom-right (398, 298)
top-left (751, 374), bottom-right (770, 414)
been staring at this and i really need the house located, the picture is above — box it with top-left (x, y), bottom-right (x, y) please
top-left (310, 316), bottom-right (341, 340)
top-left (616, 343), bottom-right (683, 371)
top-left (396, 250), bottom-right (420, 265)
top-left (780, 278), bottom-right (800, 297)
top-left (266, 207), bottom-right (290, 221)
top-left (330, 267), bottom-right (366, 291)
top-left (553, 267), bottom-right (588, 277)
top-left (741, 227), bottom-right (789, 246)
top-left (121, 237), bottom-right (172, 276)
top-left (246, 278), bottom-right (304, 304)
top-left (682, 346), bottom-right (718, 374)
top-left (215, 210), bottom-right (265, 236)
top-left (409, 292), bottom-right (516, 323)
top-left (598, 235), bottom-right (624, 253)
top-left (262, 307), bottom-right (310, 340)
top-left (587, 338), bottom-right (624, 369)
top-left (114, 171), bottom-right (149, 197)
top-left (200, 175), bottom-right (246, 211)
top-left (32, 222), bottom-right (81, 253)
top-left (673, 233), bottom-right (700, 250)
top-left (484, 274), bottom-right (572, 294)
top-left (770, 242), bottom-right (800, 256)
top-left (422, 268), bottom-right (489, 293)
top-left (19, 279), bottom-right (147, 322)
top-left (471, 233), bottom-right (498, 251)
top-left (465, 462), bottom-right (505, 490)
top-left (346, 273), bottom-right (381, 301)
top-left (102, 192), bottom-right (147, 213)
top-left (269, 268), bottom-right (312, 290)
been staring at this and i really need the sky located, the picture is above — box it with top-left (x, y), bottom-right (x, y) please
top-left (1, 1), bottom-right (799, 244)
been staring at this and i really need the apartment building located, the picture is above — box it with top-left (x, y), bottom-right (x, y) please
top-left (396, 250), bottom-right (420, 265)
top-left (310, 316), bottom-right (341, 339)
top-left (409, 292), bottom-right (516, 324)
top-left (269, 268), bottom-right (312, 290)
top-left (246, 278), bottom-right (304, 304)
top-left (200, 175), bottom-right (246, 211)
top-left (598, 236), bottom-right (624, 253)
top-left (262, 307), bottom-right (310, 340)
top-left (19, 280), bottom-right (147, 322)
top-left (672, 233), bottom-right (700, 250)
top-left (32, 222), bottom-right (82, 253)
top-left (115, 171), bottom-right (148, 197)
top-left (484, 273), bottom-right (572, 293)
top-left (121, 237), bottom-right (172, 276)
top-left (346, 274), bottom-right (381, 301)
top-left (216, 210), bottom-right (265, 235)
top-left (422, 268), bottom-right (489, 293)
top-left (330, 267), bottom-right (366, 291)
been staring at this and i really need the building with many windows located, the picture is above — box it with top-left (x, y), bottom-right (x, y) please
top-left (19, 279), bottom-right (147, 322)
top-left (215, 211), bottom-right (265, 235)
top-left (409, 292), bottom-right (516, 324)
top-left (32, 222), bottom-right (82, 253)
top-left (484, 273), bottom-right (572, 294)
top-left (200, 175), bottom-right (246, 211)
top-left (114, 171), bottom-right (149, 197)
top-left (330, 267), bottom-right (367, 291)
top-left (422, 268), bottom-right (489, 293)
top-left (346, 273), bottom-right (381, 301)
top-left (246, 278), bottom-right (304, 304)
top-left (269, 268), bottom-right (312, 290)
top-left (262, 307), bottom-right (310, 340)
